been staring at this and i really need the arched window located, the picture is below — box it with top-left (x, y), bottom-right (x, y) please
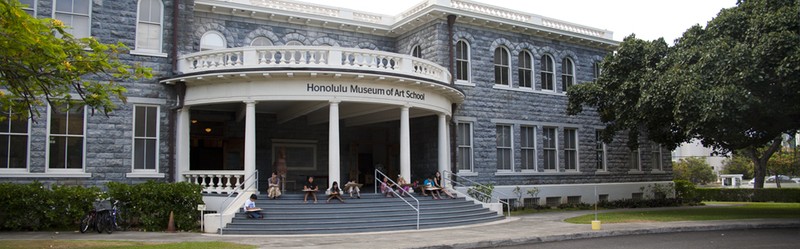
top-left (136, 0), bottom-right (163, 53)
top-left (561, 58), bottom-right (575, 92)
top-left (540, 55), bottom-right (554, 91)
top-left (199, 31), bottom-right (225, 51)
top-left (285, 40), bottom-right (303, 46)
top-left (250, 37), bottom-right (273, 46)
top-left (455, 40), bottom-right (470, 82)
top-left (494, 47), bottom-right (510, 86)
top-left (411, 45), bottom-right (422, 58)
top-left (593, 62), bottom-right (601, 82)
top-left (518, 51), bottom-right (533, 88)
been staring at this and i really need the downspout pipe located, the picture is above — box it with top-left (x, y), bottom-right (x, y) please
top-left (447, 14), bottom-right (456, 85)
top-left (446, 15), bottom-right (458, 173)
top-left (168, 0), bottom-right (183, 182)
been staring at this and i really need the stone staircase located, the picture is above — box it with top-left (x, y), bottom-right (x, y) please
top-left (220, 192), bottom-right (504, 235)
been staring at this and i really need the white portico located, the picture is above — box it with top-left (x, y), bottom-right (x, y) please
top-left (163, 46), bottom-right (464, 192)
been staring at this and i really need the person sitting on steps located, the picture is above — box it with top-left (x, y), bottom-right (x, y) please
top-left (381, 176), bottom-right (395, 197)
top-left (303, 176), bottom-right (319, 204)
top-left (345, 180), bottom-right (361, 199)
top-left (327, 181), bottom-right (345, 203)
top-left (267, 171), bottom-right (282, 199)
top-left (243, 194), bottom-right (264, 219)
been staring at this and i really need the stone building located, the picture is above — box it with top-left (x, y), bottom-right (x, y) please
top-left (3, 0), bottom-right (672, 207)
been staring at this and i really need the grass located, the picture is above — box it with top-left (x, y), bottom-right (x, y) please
top-left (564, 202), bottom-right (800, 224)
top-left (0, 241), bottom-right (255, 249)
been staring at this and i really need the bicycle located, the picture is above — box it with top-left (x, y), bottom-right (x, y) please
top-left (80, 199), bottom-right (112, 233)
top-left (110, 200), bottom-right (130, 231)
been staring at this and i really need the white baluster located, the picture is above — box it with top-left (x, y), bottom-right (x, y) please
top-left (198, 175), bottom-right (207, 192)
top-left (215, 174), bottom-right (223, 193)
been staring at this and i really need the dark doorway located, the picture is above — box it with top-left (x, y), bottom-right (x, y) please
top-left (358, 153), bottom-right (374, 185)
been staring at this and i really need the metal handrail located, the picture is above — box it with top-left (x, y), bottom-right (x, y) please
top-left (218, 170), bottom-right (258, 235)
top-left (374, 169), bottom-right (420, 230)
top-left (443, 170), bottom-right (511, 217)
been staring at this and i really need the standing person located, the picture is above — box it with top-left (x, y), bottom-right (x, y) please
top-left (345, 180), bottom-right (362, 199)
top-left (434, 171), bottom-right (455, 199)
top-left (327, 181), bottom-right (345, 203)
top-left (243, 194), bottom-right (264, 219)
top-left (381, 176), bottom-right (395, 197)
top-left (274, 147), bottom-right (288, 192)
top-left (303, 176), bottom-right (319, 204)
top-left (396, 175), bottom-right (411, 197)
top-left (267, 171), bottom-right (282, 199)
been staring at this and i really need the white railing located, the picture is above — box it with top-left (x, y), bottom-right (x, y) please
top-left (178, 46), bottom-right (451, 83)
top-left (218, 170), bottom-right (258, 235)
top-left (450, 0), bottom-right (531, 23)
top-left (374, 169), bottom-right (420, 230)
top-left (541, 18), bottom-right (607, 38)
top-left (250, 0), bottom-right (340, 17)
top-left (443, 170), bottom-right (511, 217)
top-left (183, 170), bottom-right (246, 194)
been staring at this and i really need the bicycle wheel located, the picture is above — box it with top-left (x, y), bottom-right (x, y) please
top-left (102, 212), bottom-right (114, 234)
top-left (95, 212), bottom-right (106, 234)
top-left (116, 209), bottom-right (130, 231)
top-left (79, 213), bottom-right (92, 233)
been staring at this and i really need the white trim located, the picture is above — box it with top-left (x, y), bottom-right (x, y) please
top-left (21, 0), bottom-right (36, 17)
top-left (130, 50), bottom-right (168, 57)
top-left (132, 105), bottom-right (160, 174)
top-left (542, 126), bottom-right (558, 171)
top-left (495, 123), bottom-right (513, 171)
top-left (494, 171), bottom-right (584, 176)
top-left (540, 54), bottom-right (555, 91)
top-left (628, 148), bottom-right (641, 172)
top-left (0, 111), bottom-right (31, 171)
top-left (519, 125), bottom-right (537, 171)
top-left (561, 57), bottom-right (575, 93)
top-left (52, 0), bottom-right (92, 38)
top-left (200, 30), bottom-right (227, 50)
top-left (454, 80), bottom-right (475, 87)
top-left (127, 97), bottom-right (167, 105)
top-left (455, 121), bottom-right (474, 173)
top-left (493, 46), bottom-right (511, 86)
top-left (595, 129), bottom-right (607, 172)
top-left (126, 172), bottom-right (165, 178)
top-left (563, 128), bottom-right (579, 172)
top-left (456, 171), bottom-right (478, 177)
top-left (45, 104), bottom-right (87, 173)
top-left (134, 0), bottom-right (165, 54)
top-left (454, 40), bottom-right (471, 83)
top-left (518, 50), bottom-right (534, 89)
top-left (0, 172), bottom-right (92, 178)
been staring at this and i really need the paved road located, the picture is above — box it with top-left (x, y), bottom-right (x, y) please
top-left (493, 228), bottom-right (800, 249)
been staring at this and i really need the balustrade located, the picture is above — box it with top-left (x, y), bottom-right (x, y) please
top-left (183, 171), bottom-right (246, 194)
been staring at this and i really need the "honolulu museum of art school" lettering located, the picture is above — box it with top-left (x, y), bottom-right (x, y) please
top-left (306, 83), bottom-right (425, 101)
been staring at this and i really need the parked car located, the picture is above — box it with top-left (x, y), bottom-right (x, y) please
top-left (748, 175), bottom-right (793, 184)
top-left (792, 177), bottom-right (800, 184)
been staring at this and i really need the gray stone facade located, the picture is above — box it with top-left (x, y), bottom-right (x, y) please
top-left (2, 0), bottom-right (671, 189)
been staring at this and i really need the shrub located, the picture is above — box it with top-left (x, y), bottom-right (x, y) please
top-left (467, 183), bottom-right (494, 203)
top-left (107, 181), bottom-right (203, 231)
top-left (695, 188), bottom-right (800, 203)
top-left (0, 182), bottom-right (101, 231)
top-left (673, 157), bottom-right (716, 185)
top-left (597, 198), bottom-right (683, 209)
top-left (673, 180), bottom-right (698, 202)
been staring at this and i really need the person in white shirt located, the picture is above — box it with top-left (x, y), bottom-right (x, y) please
top-left (243, 194), bottom-right (264, 219)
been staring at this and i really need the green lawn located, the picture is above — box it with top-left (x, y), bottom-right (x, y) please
top-left (0, 241), bottom-right (255, 249)
top-left (564, 202), bottom-right (800, 224)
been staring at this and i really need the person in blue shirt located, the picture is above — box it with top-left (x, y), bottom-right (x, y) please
top-left (423, 176), bottom-right (441, 199)
top-left (243, 194), bottom-right (264, 219)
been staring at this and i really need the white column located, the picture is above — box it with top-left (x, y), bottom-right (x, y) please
top-left (437, 113), bottom-right (448, 186)
top-left (328, 101), bottom-right (341, 190)
top-left (244, 101), bottom-right (257, 190)
top-left (175, 106), bottom-right (191, 182)
top-left (400, 106), bottom-right (411, 182)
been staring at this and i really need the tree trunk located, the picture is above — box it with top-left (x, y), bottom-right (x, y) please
top-left (744, 137), bottom-right (783, 189)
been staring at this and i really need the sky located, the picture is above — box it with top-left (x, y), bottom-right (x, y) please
top-left (299, 0), bottom-right (737, 43)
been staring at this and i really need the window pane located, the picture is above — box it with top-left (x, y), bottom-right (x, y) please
top-left (73, 0), bottom-right (90, 14)
top-left (149, 0), bottom-right (161, 23)
top-left (56, 0), bottom-right (72, 12)
top-left (50, 106), bottom-right (68, 134)
top-left (67, 107), bottom-right (84, 135)
top-left (145, 107), bottom-right (157, 137)
top-left (134, 138), bottom-right (145, 169)
top-left (71, 15), bottom-right (90, 38)
top-left (66, 137), bottom-right (83, 169)
top-left (49, 136), bottom-right (66, 168)
top-left (0, 135), bottom-right (7, 168)
top-left (139, 0), bottom-right (150, 21)
top-left (134, 106), bottom-right (146, 137)
top-left (8, 135), bottom-right (27, 168)
top-left (10, 117), bottom-right (28, 133)
top-left (251, 37), bottom-right (273, 46)
top-left (146, 139), bottom-right (157, 169)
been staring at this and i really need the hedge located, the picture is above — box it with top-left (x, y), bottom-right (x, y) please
top-left (695, 188), bottom-right (800, 203)
top-left (0, 181), bottom-right (202, 231)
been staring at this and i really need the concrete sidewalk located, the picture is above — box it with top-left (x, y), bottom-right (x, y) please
top-left (2, 207), bottom-right (799, 249)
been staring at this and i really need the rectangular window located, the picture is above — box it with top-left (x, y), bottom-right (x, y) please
top-left (520, 126), bottom-right (536, 170)
top-left (543, 127), bottom-right (557, 170)
top-left (1, 111), bottom-right (29, 169)
top-left (21, 0), bottom-right (36, 16)
top-left (496, 125), bottom-right (512, 171)
top-left (48, 104), bottom-right (85, 169)
top-left (593, 62), bottom-right (601, 82)
top-left (136, 0), bottom-right (163, 52)
top-left (629, 148), bottom-right (641, 171)
top-left (651, 142), bottom-right (662, 171)
top-left (595, 130), bottom-right (606, 171)
top-left (518, 51), bottom-right (533, 88)
top-left (133, 106), bottom-right (159, 171)
top-left (53, 0), bottom-right (91, 38)
top-left (456, 122), bottom-right (473, 172)
top-left (564, 128), bottom-right (578, 171)
top-left (561, 58), bottom-right (574, 92)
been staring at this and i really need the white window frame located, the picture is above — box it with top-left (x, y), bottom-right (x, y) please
top-left (540, 54), bottom-right (555, 91)
top-left (518, 50), bottom-right (533, 89)
top-left (495, 124), bottom-right (513, 171)
top-left (651, 142), bottom-right (663, 171)
top-left (200, 31), bottom-right (226, 51)
top-left (542, 127), bottom-right (558, 171)
top-left (285, 40), bottom-right (303, 46)
top-left (563, 128), bottom-right (578, 171)
top-left (21, 0), bottom-right (36, 16)
top-left (250, 37), bottom-right (273, 46)
top-left (561, 58), bottom-right (575, 93)
top-left (132, 0), bottom-right (166, 57)
top-left (46, 104), bottom-right (88, 174)
top-left (411, 45), bottom-right (422, 58)
top-left (128, 105), bottom-right (162, 177)
top-left (520, 125), bottom-right (537, 171)
top-left (593, 62), bottom-right (601, 82)
top-left (52, 0), bottom-right (92, 39)
top-left (493, 47), bottom-right (511, 87)
top-left (455, 40), bottom-right (472, 85)
top-left (628, 148), bottom-right (641, 172)
top-left (0, 111), bottom-right (30, 173)
top-left (456, 121), bottom-right (474, 173)
top-left (595, 130), bottom-right (606, 172)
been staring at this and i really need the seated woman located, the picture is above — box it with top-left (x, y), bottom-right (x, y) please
top-left (303, 176), bottom-right (319, 204)
top-left (434, 171), bottom-right (456, 199)
top-left (267, 171), bottom-right (282, 199)
top-left (327, 181), bottom-right (345, 203)
top-left (396, 175), bottom-right (411, 197)
top-left (423, 177), bottom-right (441, 199)
top-left (380, 176), bottom-right (395, 197)
top-left (345, 180), bottom-right (362, 199)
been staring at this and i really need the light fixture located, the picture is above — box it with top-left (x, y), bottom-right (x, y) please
top-left (191, 119), bottom-right (198, 124)
top-left (205, 128), bottom-right (212, 133)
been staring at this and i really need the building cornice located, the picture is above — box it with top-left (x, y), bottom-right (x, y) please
top-left (195, 0), bottom-right (619, 50)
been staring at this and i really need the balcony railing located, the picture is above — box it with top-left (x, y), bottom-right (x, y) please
top-left (183, 170), bottom-right (246, 194)
top-left (177, 46), bottom-right (451, 83)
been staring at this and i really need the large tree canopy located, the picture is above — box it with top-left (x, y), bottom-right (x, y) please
top-left (0, 0), bottom-right (151, 120)
top-left (567, 0), bottom-right (800, 188)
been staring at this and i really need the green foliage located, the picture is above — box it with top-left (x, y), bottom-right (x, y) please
top-left (695, 188), bottom-right (800, 203)
top-left (0, 0), bottom-right (152, 121)
top-left (642, 182), bottom-right (674, 199)
top-left (673, 180), bottom-right (697, 201)
top-left (0, 182), bottom-right (100, 231)
top-left (597, 198), bottom-right (684, 209)
top-left (721, 154), bottom-right (754, 179)
top-left (466, 183), bottom-right (494, 203)
top-left (107, 181), bottom-right (203, 231)
top-left (673, 157), bottom-right (716, 185)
